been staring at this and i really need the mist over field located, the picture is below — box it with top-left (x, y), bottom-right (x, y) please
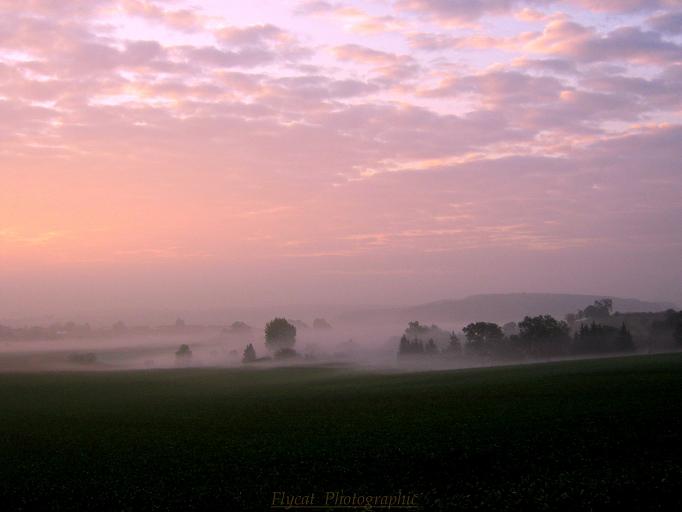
top-left (1, 292), bottom-right (679, 375)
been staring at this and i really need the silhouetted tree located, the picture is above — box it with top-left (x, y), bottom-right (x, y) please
top-left (445, 332), bottom-right (461, 355)
top-left (615, 322), bottom-right (635, 352)
top-left (573, 322), bottom-right (619, 354)
top-left (579, 299), bottom-right (613, 320)
top-left (463, 322), bottom-right (504, 357)
top-left (405, 321), bottom-right (430, 339)
top-left (463, 322), bottom-right (504, 344)
top-left (425, 338), bottom-right (438, 355)
top-left (242, 343), bottom-right (256, 363)
top-left (398, 335), bottom-right (425, 357)
top-left (652, 309), bottom-right (682, 347)
top-left (403, 321), bottom-right (453, 350)
top-left (399, 335), bottom-right (409, 356)
top-left (518, 315), bottom-right (570, 357)
top-left (175, 344), bottom-right (192, 358)
top-left (229, 321), bottom-right (252, 334)
top-left (265, 318), bottom-right (297, 353)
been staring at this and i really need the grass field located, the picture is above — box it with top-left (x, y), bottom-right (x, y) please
top-left (1, 354), bottom-right (681, 511)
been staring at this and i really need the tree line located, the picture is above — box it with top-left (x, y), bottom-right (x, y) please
top-left (398, 300), bottom-right (682, 361)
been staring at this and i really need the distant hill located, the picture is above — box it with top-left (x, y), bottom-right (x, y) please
top-left (339, 293), bottom-right (676, 326)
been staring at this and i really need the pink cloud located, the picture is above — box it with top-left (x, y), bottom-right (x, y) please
top-left (121, 0), bottom-right (206, 31)
top-left (524, 19), bottom-right (682, 64)
top-left (395, 0), bottom-right (677, 24)
top-left (296, 1), bottom-right (407, 34)
top-left (1, 0), bottom-right (681, 309)
top-left (567, 0), bottom-right (678, 13)
top-left (648, 10), bottom-right (682, 34)
top-left (215, 24), bottom-right (290, 46)
top-left (395, 0), bottom-right (525, 23)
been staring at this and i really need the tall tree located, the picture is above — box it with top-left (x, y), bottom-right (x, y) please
top-left (463, 322), bottom-right (504, 357)
top-left (445, 332), bottom-right (461, 355)
top-left (265, 318), bottom-right (296, 352)
top-left (518, 315), bottom-right (570, 357)
top-left (242, 343), bottom-right (257, 363)
top-left (615, 323), bottom-right (635, 352)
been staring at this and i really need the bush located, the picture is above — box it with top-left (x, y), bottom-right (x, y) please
top-left (176, 344), bottom-right (192, 357)
top-left (274, 348), bottom-right (298, 360)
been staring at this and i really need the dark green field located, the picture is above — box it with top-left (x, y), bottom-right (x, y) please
top-left (1, 354), bottom-right (682, 511)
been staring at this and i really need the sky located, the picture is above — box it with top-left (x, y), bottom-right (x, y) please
top-left (1, 0), bottom-right (681, 318)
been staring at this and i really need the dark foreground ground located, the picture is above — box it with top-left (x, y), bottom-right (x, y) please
top-left (1, 354), bottom-right (681, 511)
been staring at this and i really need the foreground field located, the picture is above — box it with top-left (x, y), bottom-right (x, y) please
top-left (1, 355), bottom-right (681, 511)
